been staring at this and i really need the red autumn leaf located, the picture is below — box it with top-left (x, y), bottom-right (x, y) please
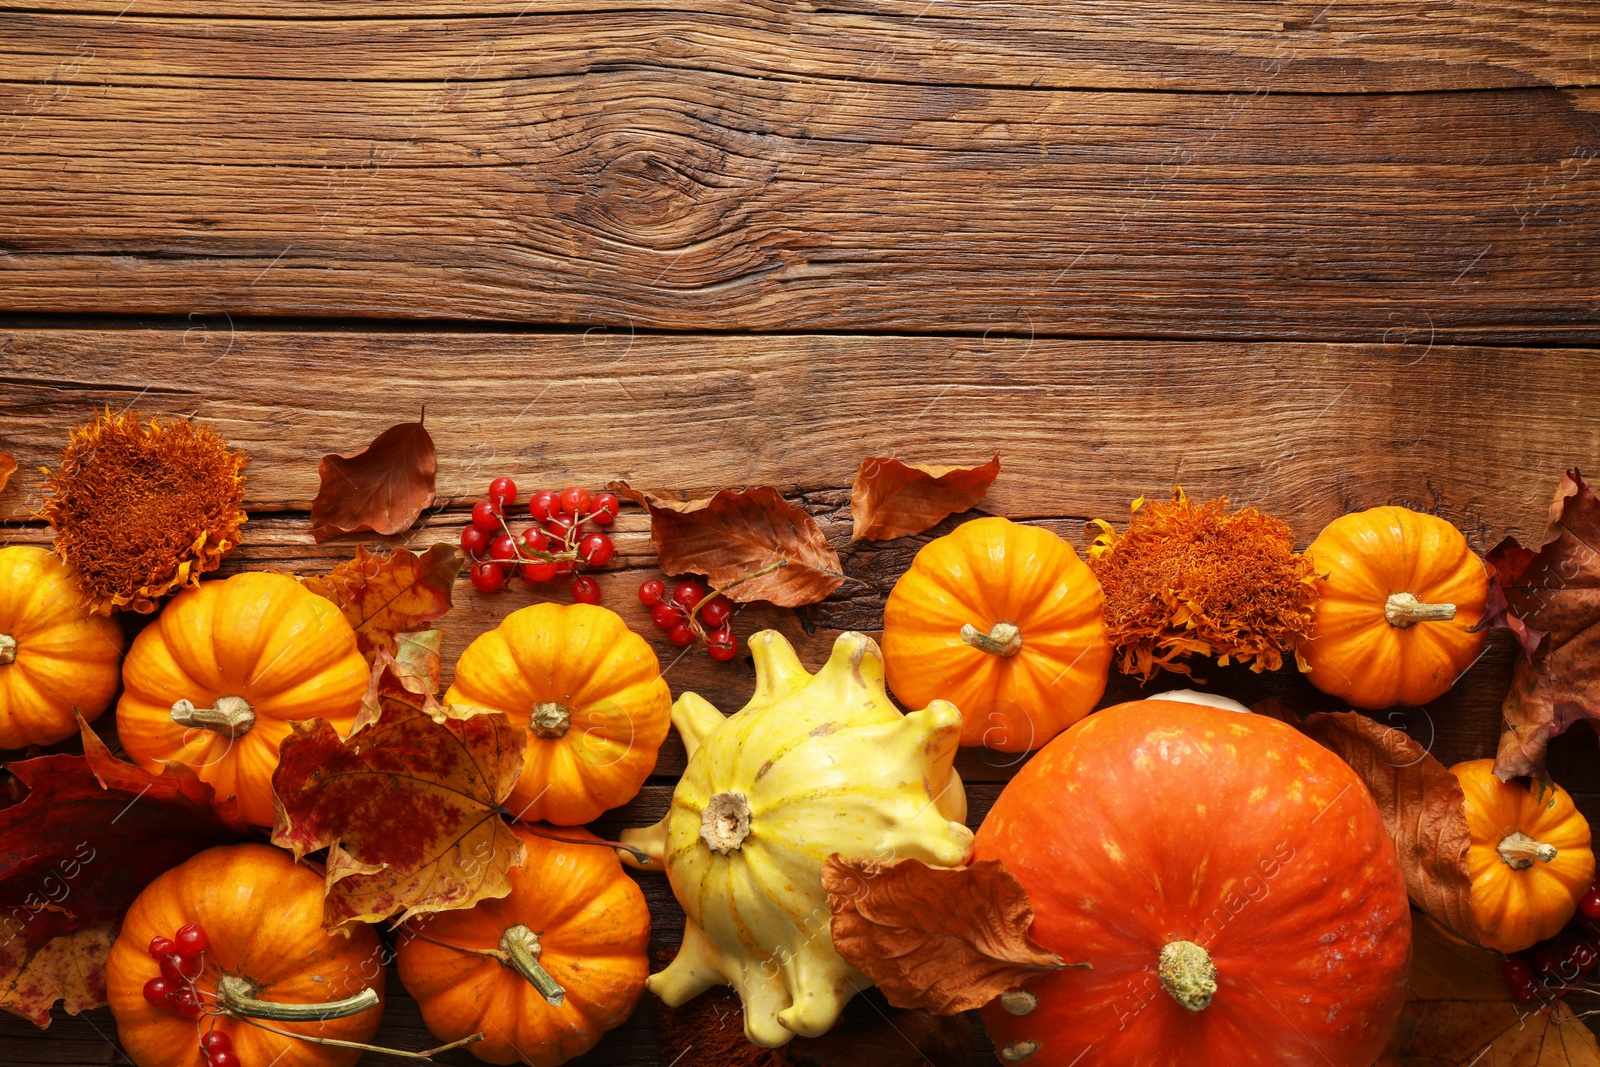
top-left (271, 664), bottom-right (527, 932)
top-left (309, 419), bottom-right (437, 542)
top-left (850, 455), bottom-right (1000, 542)
top-left (822, 855), bottom-right (1069, 1014)
top-left (609, 481), bottom-right (844, 607)
top-left (0, 453), bottom-right (16, 495)
top-left (1484, 469), bottom-right (1600, 779)
top-left (0, 724), bottom-right (247, 1027)
top-left (0, 922), bottom-right (114, 1028)
top-left (302, 543), bottom-right (463, 659)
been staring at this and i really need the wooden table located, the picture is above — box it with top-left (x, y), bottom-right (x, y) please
top-left (2, 3), bottom-right (1598, 1064)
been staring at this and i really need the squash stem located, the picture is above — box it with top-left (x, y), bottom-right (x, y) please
top-left (0, 633), bottom-right (15, 666)
top-left (1383, 592), bottom-right (1457, 628)
top-left (1497, 830), bottom-right (1559, 870)
top-left (214, 974), bottom-right (378, 1021)
top-left (499, 925), bottom-right (566, 1006)
top-left (232, 1014), bottom-right (483, 1060)
top-left (170, 695), bottom-right (255, 738)
top-left (960, 621), bottom-right (1023, 658)
top-left (530, 702), bottom-right (571, 739)
top-left (1158, 940), bottom-right (1217, 1012)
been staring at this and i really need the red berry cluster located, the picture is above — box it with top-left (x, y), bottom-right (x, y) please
top-left (141, 923), bottom-right (210, 1020)
top-left (639, 579), bottom-right (738, 660)
top-left (1500, 876), bottom-right (1600, 1002)
top-left (461, 479), bottom-right (618, 602)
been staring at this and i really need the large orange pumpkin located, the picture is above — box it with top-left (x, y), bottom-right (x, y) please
top-left (117, 572), bottom-right (370, 827)
top-left (883, 517), bottom-right (1111, 751)
top-left (0, 545), bottom-right (125, 748)
top-left (976, 698), bottom-right (1411, 1067)
top-left (444, 603), bottom-right (671, 825)
top-left (395, 823), bottom-right (650, 1066)
top-left (107, 843), bottom-right (384, 1067)
top-left (1299, 507), bottom-right (1489, 709)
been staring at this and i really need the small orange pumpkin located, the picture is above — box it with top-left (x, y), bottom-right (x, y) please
top-left (107, 843), bottom-right (384, 1067)
top-left (882, 516), bottom-right (1112, 751)
top-left (1450, 758), bottom-right (1594, 953)
top-left (395, 823), bottom-right (650, 1066)
top-left (0, 545), bottom-right (124, 748)
top-left (444, 603), bottom-right (671, 825)
top-left (117, 572), bottom-right (370, 826)
top-left (1299, 506), bottom-right (1488, 709)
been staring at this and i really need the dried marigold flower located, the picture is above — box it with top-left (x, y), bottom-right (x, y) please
top-left (1087, 488), bottom-right (1318, 682)
top-left (40, 409), bottom-right (247, 614)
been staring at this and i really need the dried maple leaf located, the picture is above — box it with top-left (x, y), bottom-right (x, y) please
top-left (1301, 711), bottom-right (1478, 945)
top-left (309, 419), bottom-right (437, 542)
top-left (822, 856), bottom-right (1068, 1014)
top-left (850, 455), bottom-right (1000, 542)
top-left (0, 922), bottom-right (113, 1027)
top-left (610, 482), bottom-right (844, 607)
top-left (302, 543), bottom-right (463, 659)
top-left (271, 665), bottom-right (527, 932)
top-left (1377, 911), bottom-right (1600, 1065)
top-left (0, 452), bottom-right (15, 495)
top-left (1484, 469), bottom-right (1600, 780)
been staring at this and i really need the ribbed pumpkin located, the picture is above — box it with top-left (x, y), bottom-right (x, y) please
top-left (883, 517), bottom-right (1112, 751)
top-left (444, 603), bottom-right (671, 826)
top-left (107, 843), bottom-right (384, 1067)
top-left (1450, 758), bottom-right (1594, 953)
top-left (396, 823), bottom-right (650, 1066)
top-left (0, 545), bottom-right (124, 747)
top-left (977, 698), bottom-right (1411, 1067)
top-left (117, 572), bottom-right (369, 827)
top-left (1299, 507), bottom-right (1489, 709)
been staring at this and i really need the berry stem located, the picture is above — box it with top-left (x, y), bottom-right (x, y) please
top-left (687, 559), bottom-right (789, 630)
top-left (231, 1014), bottom-right (482, 1060)
top-left (493, 514), bottom-right (580, 566)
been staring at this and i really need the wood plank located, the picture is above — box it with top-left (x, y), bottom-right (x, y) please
top-left (1, 39), bottom-right (1598, 337)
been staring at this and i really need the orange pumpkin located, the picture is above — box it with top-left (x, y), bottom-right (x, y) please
top-left (1299, 507), bottom-right (1489, 709)
top-left (396, 823), bottom-right (650, 1066)
top-left (1450, 758), bottom-right (1594, 953)
top-left (117, 572), bottom-right (370, 827)
top-left (107, 843), bottom-right (384, 1067)
top-left (0, 545), bottom-right (124, 747)
top-left (444, 603), bottom-right (671, 825)
top-left (882, 517), bottom-right (1111, 751)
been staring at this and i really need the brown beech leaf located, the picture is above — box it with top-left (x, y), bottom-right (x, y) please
top-left (1485, 469), bottom-right (1600, 780)
top-left (271, 663), bottom-right (527, 932)
top-left (610, 482), bottom-right (844, 607)
top-left (1301, 711), bottom-right (1478, 945)
top-left (790, 1010), bottom-right (972, 1067)
top-left (309, 419), bottom-right (436, 542)
top-left (302, 543), bottom-right (463, 659)
top-left (0, 452), bottom-right (15, 495)
top-left (850, 455), bottom-right (999, 542)
top-left (822, 855), bottom-right (1067, 1014)
top-left (1377, 912), bottom-right (1600, 1066)
top-left (0, 922), bottom-right (114, 1027)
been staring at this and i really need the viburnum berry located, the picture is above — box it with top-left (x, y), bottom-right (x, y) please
top-left (559, 486), bottom-right (592, 517)
top-left (470, 500), bottom-right (501, 529)
top-left (589, 492), bottom-right (619, 525)
top-left (148, 936), bottom-right (177, 959)
top-left (520, 527), bottom-right (549, 553)
top-left (142, 977), bottom-right (173, 1007)
top-left (1567, 941), bottom-right (1599, 973)
top-left (1511, 979), bottom-right (1539, 1003)
top-left (545, 514), bottom-right (576, 542)
top-left (489, 535), bottom-right (518, 562)
top-left (521, 560), bottom-right (558, 584)
top-left (170, 992), bottom-right (203, 1019)
top-left (201, 1032), bottom-right (233, 1053)
top-left (1533, 947), bottom-right (1563, 978)
top-left (706, 627), bottom-right (738, 661)
top-left (208, 1052), bottom-right (241, 1067)
top-left (1503, 956), bottom-right (1534, 985)
top-left (578, 532), bottom-right (615, 567)
top-left (698, 596), bottom-right (732, 628)
top-left (1581, 890), bottom-right (1600, 921)
top-left (488, 477), bottom-right (518, 509)
top-left (159, 953), bottom-right (199, 982)
top-left (460, 525), bottom-right (490, 555)
top-left (572, 577), bottom-right (602, 604)
top-left (470, 562), bottom-right (506, 593)
top-left (668, 622), bottom-right (695, 647)
top-left (651, 602), bottom-right (680, 630)
top-left (638, 578), bottom-right (666, 606)
top-left (673, 581), bottom-right (707, 608)
top-left (174, 923), bottom-right (208, 959)
top-left (529, 490), bottom-right (559, 521)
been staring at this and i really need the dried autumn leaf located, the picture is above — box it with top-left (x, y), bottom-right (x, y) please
top-left (309, 419), bottom-right (436, 542)
top-left (0, 452), bottom-right (15, 495)
top-left (790, 1010), bottom-right (972, 1067)
top-left (271, 668), bottom-right (527, 932)
top-left (850, 455), bottom-right (1000, 542)
top-left (0, 922), bottom-right (114, 1027)
top-left (302, 543), bottom-right (463, 659)
top-left (610, 482), bottom-right (844, 607)
top-left (1377, 912), bottom-right (1600, 1066)
top-left (1301, 711), bottom-right (1478, 945)
top-left (1485, 469), bottom-right (1600, 780)
top-left (822, 855), bottom-right (1067, 1014)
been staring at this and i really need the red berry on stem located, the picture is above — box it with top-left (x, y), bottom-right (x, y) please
top-left (174, 923), bottom-right (208, 959)
top-left (529, 490), bottom-right (559, 521)
top-left (470, 562), bottom-right (506, 593)
top-left (460, 525), bottom-right (490, 555)
top-left (148, 936), bottom-right (177, 959)
top-left (1533, 947), bottom-right (1563, 977)
top-left (471, 500), bottom-right (502, 529)
top-left (1568, 941), bottom-right (1598, 973)
top-left (1511, 979), bottom-right (1539, 1002)
top-left (572, 576), bottom-right (602, 604)
top-left (520, 527), bottom-right (549, 553)
top-left (638, 579), bottom-right (666, 606)
top-left (521, 561), bottom-right (558, 584)
top-left (1581, 890), bottom-right (1600, 921)
top-left (489, 535), bottom-right (518, 562)
top-left (668, 622), bottom-right (696, 647)
top-left (201, 1032), bottom-right (233, 1052)
top-left (159, 954), bottom-right (198, 982)
top-left (559, 486), bottom-right (592, 517)
top-left (171, 993), bottom-right (203, 1019)
top-left (589, 492), bottom-right (619, 525)
top-left (209, 1052), bottom-right (241, 1067)
top-left (579, 532), bottom-right (615, 567)
top-left (673, 581), bottom-right (707, 609)
top-left (698, 596), bottom-right (732, 628)
top-left (142, 977), bottom-right (172, 1007)
top-left (1503, 956), bottom-right (1534, 985)
top-left (488, 477), bottom-right (518, 509)
top-left (545, 515), bottom-right (576, 542)
top-left (651, 602), bottom-right (680, 630)
top-left (707, 627), bottom-right (738, 661)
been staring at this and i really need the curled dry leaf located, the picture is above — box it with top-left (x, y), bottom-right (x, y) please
top-left (302, 542), bottom-right (463, 659)
top-left (609, 481), bottom-right (844, 607)
top-left (271, 661), bottom-right (527, 932)
top-left (309, 419), bottom-right (437, 542)
top-left (849, 455), bottom-right (1000, 542)
top-left (1484, 469), bottom-right (1600, 780)
top-left (822, 855), bottom-right (1067, 1015)
top-left (1377, 912), bottom-right (1600, 1066)
top-left (1301, 711), bottom-right (1478, 946)
top-left (0, 452), bottom-right (15, 495)
top-left (0, 922), bottom-right (114, 1027)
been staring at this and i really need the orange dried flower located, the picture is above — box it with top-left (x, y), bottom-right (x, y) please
top-left (40, 409), bottom-right (247, 614)
top-left (1087, 488), bottom-right (1318, 681)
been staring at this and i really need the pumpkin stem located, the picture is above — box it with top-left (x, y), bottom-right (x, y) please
top-left (170, 696), bottom-right (255, 738)
top-left (960, 621), bottom-right (1023, 658)
top-left (0, 634), bottom-right (15, 666)
top-left (700, 790), bottom-right (752, 854)
top-left (214, 974), bottom-right (378, 1021)
top-left (1497, 830), bottom-right (1559, 870)
top-left (499, 924), bottom-right (565, 1006)
top-left (1384, 592), bottom-right (1457, 628)
top-left (1158, 940), bottom-right (1217, 1012)
top-left (530, 702), bottom-right (571, 739)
